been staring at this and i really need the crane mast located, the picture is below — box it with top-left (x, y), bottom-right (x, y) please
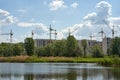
top-left (103, 20), bottom-right (115, 38)
top-left (68, 27), bottom-right (80, 36)
top-left (49, 24), bottom-right (57, 40)
top-left (1, 29), bottom-right (13, 43)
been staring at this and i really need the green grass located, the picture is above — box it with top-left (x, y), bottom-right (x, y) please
top-left (100, 57), bottom-right (120, 67)
top-left (0, 56), bottom-right (119, 67)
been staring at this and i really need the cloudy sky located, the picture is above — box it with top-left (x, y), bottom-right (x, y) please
top-left (0, 0), bottom-right (120, 43)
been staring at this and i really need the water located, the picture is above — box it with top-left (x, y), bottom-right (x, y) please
top-left (0, 63), bottom-right (120, 80)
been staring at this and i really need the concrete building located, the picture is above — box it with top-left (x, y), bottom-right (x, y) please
top-left (34, 39), bottom-right (52, 47)
top-left (78, 39), bottom-right (102, 54)
top-left (102, 37), bottom-right (112, 55)
top-left (78, 38), bottom-right (113, 55)
top-left (34, 38), bottom-right (113, 55)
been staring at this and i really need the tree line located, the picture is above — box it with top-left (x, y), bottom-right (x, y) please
top-left (0, 36), bottom-right (120, 57)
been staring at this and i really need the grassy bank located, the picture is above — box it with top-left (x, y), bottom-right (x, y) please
top-left (0, 56), bottom-right (120, 67)
top-left (0, 56), bottom-right (103, 63)
top-left (100, 57), bottom-right (120, 67)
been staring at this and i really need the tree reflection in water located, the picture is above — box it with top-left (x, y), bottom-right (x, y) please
top-left (0, 63), bottom-right (120, 80)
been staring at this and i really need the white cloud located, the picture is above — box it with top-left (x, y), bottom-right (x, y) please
top-left (83, 12), bottom-right (97, 24)
top-left (18, 22), bottom-right (34, 27)
top-left (0, 9), bottom-right (17, 25)
top-left (59, 1), bottom-right (120, 40)
top-left (0, 9), bottom-right (10, 16)
top-left (17, 9), bottom-right (28, 14)
top-left (34, 24), bottom-right (49, 35)
top-left (96, 1), bottom-right (112, 16)
top-left (4, 16), bottom-right (17, 23)
top-left (49, 0), bottom-right (67, 11)
top-left (70, 2), bottom-right (79, 8)
top-left (57, 24), bottom-right (83, 39)
top-left (83, 1), bottom-right (112, 25)
top-left (18, 22), bottom-right (49, 35)
top-left (109, 17), bottom-right (120, 25)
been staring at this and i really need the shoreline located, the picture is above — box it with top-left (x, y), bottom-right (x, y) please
top-left (0, 56), bottom-right (119, 67)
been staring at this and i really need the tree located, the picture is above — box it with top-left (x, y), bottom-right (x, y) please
top-left (81, 40), bottom-right (87, 57)
top-left (0, 45), bottom-right (3, 56)
top-left (13, 43), bottom-right (24, 56)
top-left (91, 45), bottom-right (104, 58)
top-left (66, 35), bottom-right (81, 57)
top-left (111, 37), bottom-right (120, 56)
top-left (24, 38), bottom-right (34, 56)
top-left (54, 40), bottom-right (66, 56)
top-left (0, 42), bottom-right (24, 57)
top-left (35, 47), bottom-right (45, 57)
top-left (44, 43), bottom-right (54, 56)
top-left (0, 43), bottom-right (12, 57)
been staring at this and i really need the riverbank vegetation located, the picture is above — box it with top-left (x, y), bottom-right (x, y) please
top-left (0, 36), bottom-right (120, 67)
top-left (0, 56), bottom-right (119, 67)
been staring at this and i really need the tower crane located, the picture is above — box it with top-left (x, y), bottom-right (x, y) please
top-left (103, 20), bottom-right (115, 38)
top-left (89, 32), bottom-right (103, 41)
top-left (68, 27), bottom-right (80, 36)
top-left (31, 30), bottom-right (34, 38)
top-left (116, 25), bottom-right (120, 37)
top-left (98, 27), bottom-right (106, 40)
top-left (54, 30), bottom-right (57, 40)
top-left (89, 33), bottom-right (95, 40)
top-left (0, 29), bottom-right (13, 43)
top-left (49, 24), bottom-right (57, 40)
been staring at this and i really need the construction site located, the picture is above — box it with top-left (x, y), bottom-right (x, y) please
top-left (34, 20), bottom-right (120, 55)
top-left (0, 19), bottom-right (120, 56)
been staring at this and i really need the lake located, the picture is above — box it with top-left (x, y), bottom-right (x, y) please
top-left (0, 63), bottom-right (120, 80)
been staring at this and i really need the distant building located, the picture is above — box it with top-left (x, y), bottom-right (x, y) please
top-left (102, 37), bottom-right (112, 55)
top-left (34, 39), bottom-right (52, 47)
top-left (78, 39), bottom-right (102, 54)
top-left (34, 38), bottom-right (113, 55)
top-left (87, 40), bottom-right (102, 48)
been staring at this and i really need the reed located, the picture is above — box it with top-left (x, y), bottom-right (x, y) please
top-left (0, 56), bottom-right (119, 67)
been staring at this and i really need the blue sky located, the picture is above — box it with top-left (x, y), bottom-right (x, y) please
top-left (0, 0), bottom-right (120, 43)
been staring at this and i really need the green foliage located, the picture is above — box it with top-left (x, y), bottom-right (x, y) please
top-left (66, 35), bottom-right (82, 57)
top-left (0, 43), bottom-right (12, 57)
top-left (91, 45), bottom-right (104, 58)
top-left (13, 43), bottom-right (24, 56)
top-left (35, 47), bottom-right (43, 57)
top-left (35, 40), bottom-right (67, 57)
top-left (35, 36), bottom-right (82, 57)
top-left (0, 43), bottom-right (24, 57)
top-left (24, 38), bottom-right (34, 56)
top-left (0, 45), bottom-right (3, 56)
top-left (54, 40), bottom-right (66, 56)
top-left (44, 44), bottom-right (54, 56)
top-left (111, 37), bottom-right (120, 56)
top-left (81, 40), bottom-right (87, 57)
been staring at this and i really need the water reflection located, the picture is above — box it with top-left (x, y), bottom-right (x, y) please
top-left (0, 63), bottom-right (120, 80)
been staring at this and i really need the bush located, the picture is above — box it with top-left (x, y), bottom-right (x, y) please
top-left (91, 45), bottom-right (104, 58)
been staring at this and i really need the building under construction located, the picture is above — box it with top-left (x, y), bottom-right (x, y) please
top-left (34, 39), bottom-right (54, 48)
top-left (34, 37), bottom-right (113, 55)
